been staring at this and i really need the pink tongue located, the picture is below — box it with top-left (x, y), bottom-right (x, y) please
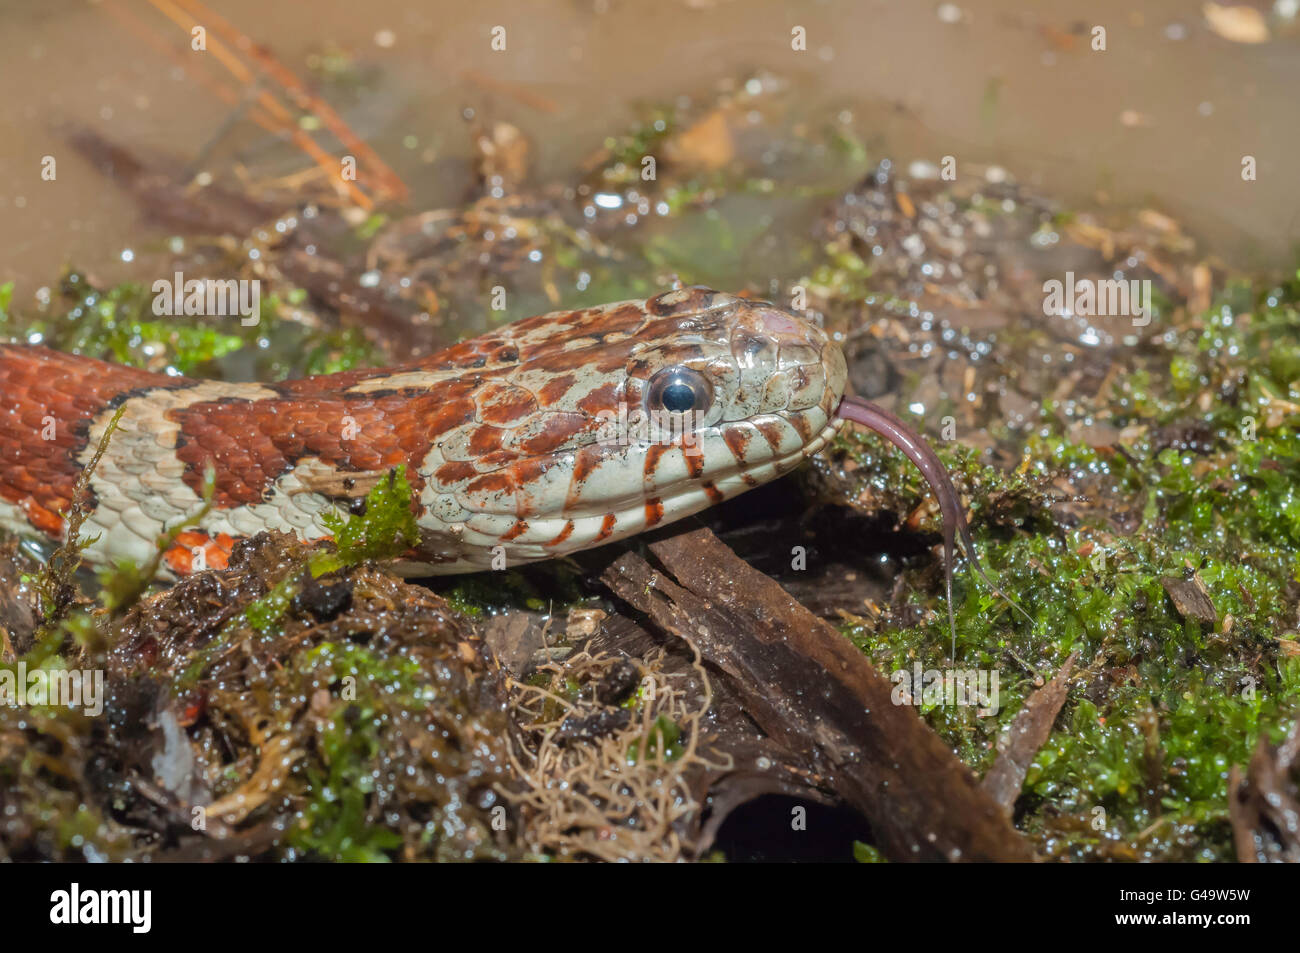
top-left (834, 396), bottom-right (1032, 658)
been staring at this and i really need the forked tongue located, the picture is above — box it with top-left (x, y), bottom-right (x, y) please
top-left (834, 395), bottom-right (1032, 659)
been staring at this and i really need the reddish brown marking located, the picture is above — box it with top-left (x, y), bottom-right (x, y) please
top-left (546, 520), bottom-right (575, 547)
top-left (683, 443), bottom-right (706, 478)
top-left (702, 481), bottom-right (725, 504)
top-left (477, 382), bottom-right (538, 425)
top-left (407, 336), bottom-right (517, 373)
top-left (643, 443), bottom-right (668, 480)
top-left (645, 498), bottom-right (665, 527)
top-left (524, 327), bottom-right (596, 354)
top-left (422, 386), bottom-right (482, 432)
top-left (434, 460), bottom-right (478, 485)
top-left (564, 444), bottom-right (610, 513)
top-left (516, 414), bottom-right (590, 455)
top-left (465, 472), bottom-right (513, 497)
top-left (788, 411), bottom-right (813, 442)
top-left (570, 444), bottom-right (605, 487)
top-left (600, 302), bottom-right (648, 330)
top-left (468, 425), bottom-right (506, 457)
top-left (0, 345), bottom-right (183, 534)
top-left (627, 345), bottom-right (713, 378)
top-left (576, 381), bottom-right (620, 416)
top-left (476, 450), bottom-right (523, 470)
top-left (517, 303), bottom-right (645, 360)
top-left (169, 386), bottom-right (476, 507)
top-left (537, 373), bottom-right (577, 407)
top-left (722, 425), bottom-right (753, 465)
top-left (595, 513), bottom-right (617, 542)
top-left (510, 456), bottom-right (553, 488)
top-left (753, 419), bottom-right (787, 454)
top-left (509, 308), bottom-right (584, 333)
top-left (501, 520), bottom-right (528, 541)
top-left (273, 366), bottom-right (391, 396)
top-left (520, 341), bottom-right (631, 374)
top-left (276, 339), bottom-right (518, 398)
top-left (24, 501), bottom-right (66, 538)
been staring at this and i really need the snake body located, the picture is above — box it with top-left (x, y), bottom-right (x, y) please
top-left (0, 287), bottom-right (847, 576)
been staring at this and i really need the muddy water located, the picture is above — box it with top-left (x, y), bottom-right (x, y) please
top-left (0, 0), bottom-right (1296, 300)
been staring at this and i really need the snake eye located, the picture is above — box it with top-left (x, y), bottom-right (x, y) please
top-left (646, 366), bottom-right (713, 417)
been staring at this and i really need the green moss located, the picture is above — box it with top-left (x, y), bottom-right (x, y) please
top-left (852, 841), bottom-right (887, 863)
top-left (178, 468), bottom-right (421, 684)
top-left (286, 642), bottom-right (425, 861)
top-left (301, 325), bottom-right (380, 376)
top-left (437, 560), bottom-right (591, 617)
top-left (354, 213), bottom-right (389, 241)
top-left (310, 465), bottom-right (419, 576)
top-left (246, 574), bottom-right (298, 633)
top-left (626, 715), bottom-right (685, 764)
top-left (0, 274), bottom-right (384, 385)
top-left (596, 109), bottom-right (678, 188)
top-left (0, 274), bottom-right (246, 373)
top-left (835, 273), bottom-right (1300, 860)
top-left (803, 243), bottom-right (875, 303)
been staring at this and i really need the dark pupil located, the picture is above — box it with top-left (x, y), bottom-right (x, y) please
top-left (661, 382), bottom-right (695, 413)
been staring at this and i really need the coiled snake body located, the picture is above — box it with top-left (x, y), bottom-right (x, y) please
top-left (0, 287), bottom-right (849, 577)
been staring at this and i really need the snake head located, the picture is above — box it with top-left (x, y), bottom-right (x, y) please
top-left (422, 286), bottom-right (847, 568)
top-left (570, 286), bottom-right (848, 525)
top-left (618, 286), bottom-right (848, 479)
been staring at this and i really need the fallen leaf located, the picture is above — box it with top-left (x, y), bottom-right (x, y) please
top-left (1204, 3), bottom-right (1271, 43)
top-left (1162, 573), bottom-right (1218, 627)
top-left (664, 110), bottom-right (735, 171)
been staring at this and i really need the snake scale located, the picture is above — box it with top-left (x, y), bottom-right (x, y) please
top-left (0, 285), bottom-right (1009, 639)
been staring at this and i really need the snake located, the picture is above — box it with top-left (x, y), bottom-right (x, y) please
top-left (0, 285), bottom-right (1014, 640)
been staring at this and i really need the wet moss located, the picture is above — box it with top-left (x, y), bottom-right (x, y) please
top-left (186, 466), bottom-right (421, 673)
top-left (0, 272), bottom-right (378, 383)
top-left (310, 465), bottom-right (419, 576)
top-left (108, 534), bottom-right (518, 862)
top-left (287, 642), bottom-right (424, 861)
top-left (831, 273), bottom-right (1300, 860)
top-left (0, 273), bottom-right (246, 373)
top-left (626, 714), bottom-right (685, 765)
top-left (437, 560), bottom-right (590, 618)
